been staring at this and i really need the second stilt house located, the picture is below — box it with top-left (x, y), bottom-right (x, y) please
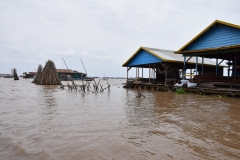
top-left (122, 46), bottom-right (225, 86)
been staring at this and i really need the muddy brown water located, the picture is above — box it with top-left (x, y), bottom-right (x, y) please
top-left (0, 78), bottom-right (240, 160)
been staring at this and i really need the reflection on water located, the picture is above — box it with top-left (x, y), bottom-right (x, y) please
top-left (38, 86), bottom-right (59, 133)
top-left (0, 78), bottom-right (240, 160)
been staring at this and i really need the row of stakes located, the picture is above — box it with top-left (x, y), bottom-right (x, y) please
top-left (59, 77), bottom-right (145, 98)
top-left (59, 79), bottom-right (110, 93)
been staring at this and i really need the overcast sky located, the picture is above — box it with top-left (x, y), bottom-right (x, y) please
top-left (1, 0), bottom-right (240, 77)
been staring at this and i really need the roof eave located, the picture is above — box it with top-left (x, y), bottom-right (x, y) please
top-left (122, 47), bottom-right (143, 66)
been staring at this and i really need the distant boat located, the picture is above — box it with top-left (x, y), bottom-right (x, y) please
top-left (102, 77), bottom-right (108, 81)
top-left (3, 75), bottom-right (14, 78)
top-left (102, 72), bottom-right (108, 81)
top-left (23, 72), bottom-right (36, 79)
top-left (82, 77), bottom-right (94, 81)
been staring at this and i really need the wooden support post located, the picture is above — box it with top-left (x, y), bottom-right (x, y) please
top-left (196, 56), bottom-right (198, 75)
top-left (228, 60), bottom-right (230, 77)
top-left (153, 64), bottom-right (155, 82)
top-left (138, 67), bottom-right (139, 78)
top-left (190, 69), bottom-right (192, 79)
top-left (149, 64), bottom-right (150, 83)
top-left (234, 52), bottom-right (236, 80)
top-left (126, 67), bottom-right (128, 81)
top-left (165, 68), bottom-right (167, 86)
top-left (183, 56), bottom-right (186, 79)
top-left (136, 67), bottom-right (137, 78)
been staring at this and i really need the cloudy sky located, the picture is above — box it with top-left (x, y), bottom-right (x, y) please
top-left (1, 0), bottom-right (240, 77)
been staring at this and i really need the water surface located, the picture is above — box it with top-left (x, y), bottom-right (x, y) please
top-left (0, 78), bottom-right (240, 160)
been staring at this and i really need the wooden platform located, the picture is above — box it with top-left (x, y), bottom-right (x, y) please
top-left (124, 81), bottom-right (240, 97)
top-left (182, 87), bottom-right (240, 97)
top-left (123, 82), bottom-right (169, 91)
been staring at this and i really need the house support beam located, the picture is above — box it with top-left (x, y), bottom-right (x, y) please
top-left (228, 60), bottom-right (230, 77)
top-left (196, 56), bottom-right (198, 75)
top-left (234, 52), bottom-right (236, 80)
top-left (149, 64), bottom-right (150, 83)
top-left (138, 67), bottom-right (139, 77)
top-left (127, 67), bottom-right (132, 81)
top-left (136, 67), bottom-right (137, 78)
top-left (183, 56), bottom-right (186, 79)
top-left (218, 59), bottom-right (224, 65)
top-left (186, 56), bottom-right (192, 62)
top-left (127, 67), bottom-right (128, 81)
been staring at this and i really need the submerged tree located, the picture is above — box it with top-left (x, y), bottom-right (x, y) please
top-left (11, 68), bottom-right (19, 80)
top-left (35, 60), bottom-right (62, 85)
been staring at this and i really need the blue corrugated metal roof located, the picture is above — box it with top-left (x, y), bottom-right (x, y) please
top-left (184, 23), bottom-right (240, 51)
top-left (176, 20), bottom-right (240, 53)
top-left (124, 48), bottom-right (164, 66)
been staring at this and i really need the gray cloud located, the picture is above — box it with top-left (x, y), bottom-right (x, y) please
top-left (1, 0), bottom-right (240, 77)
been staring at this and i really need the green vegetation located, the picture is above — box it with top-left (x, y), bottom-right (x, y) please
top-left (175, 87), bottom-right (187, 94)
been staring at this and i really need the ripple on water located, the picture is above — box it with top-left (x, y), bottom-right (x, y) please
top-left (0, 78), bottom-right (240, 159)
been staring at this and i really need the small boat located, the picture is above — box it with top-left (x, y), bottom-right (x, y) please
top-left (4, 75), bottom-right (14, 78)
top-left (23, 72), bottom-right (36, 79)
top-left (102, 77), bottom-right (108, 81)
top-left (82, 77), bottom-right (94, 81)
top-left (102, 72), bottom-right (108, 81)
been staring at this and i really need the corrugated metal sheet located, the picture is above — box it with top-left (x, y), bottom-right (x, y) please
top-left (145, 47), bottom-right (223, 66)
top-left (125, 49), bottom-right (163, 66)
top-left (184, 24), bottom-right (240, 51)
top-left (123, 46), bottom-right (226, 67)
top-left (177, 20), bottom-right (240, 53)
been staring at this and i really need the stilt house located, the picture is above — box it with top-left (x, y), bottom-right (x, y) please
top-left (122, 46), bottom-right (225, 85)
top-left (175, 20), bottom-right (240, 85)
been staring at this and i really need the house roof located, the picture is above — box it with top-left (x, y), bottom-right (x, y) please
top-left (122, 46), bottom-right (226, 67)
top-left (176, 20), bottom-right (240, 54)
top-left (23, 69), bottom-right (85, 74)
top-left (56, 69), bottom-right (85, 74)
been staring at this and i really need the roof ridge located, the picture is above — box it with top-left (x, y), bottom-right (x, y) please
top-left (142, 46), bottom-right (174, 52)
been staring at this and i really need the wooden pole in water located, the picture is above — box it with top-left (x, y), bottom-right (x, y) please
top-left (80, 58), bottom-right (87, 75)
top-left (137, 86), bottom-right (145, 98)
top-left (62, 57), bottom-right (71, 86)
